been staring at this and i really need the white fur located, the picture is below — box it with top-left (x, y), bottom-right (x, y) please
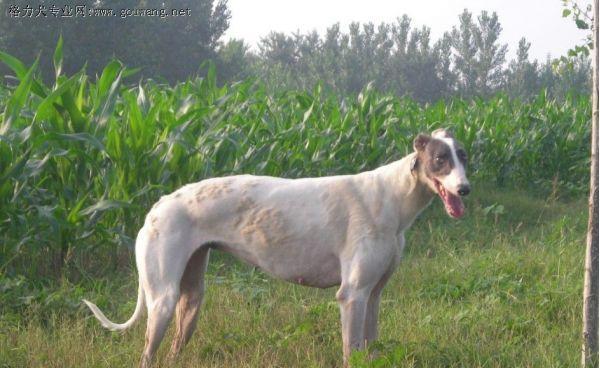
top-left (438, 136), bottom-right (469, 195)
top-left (83, 151), bottom-right (449, 367)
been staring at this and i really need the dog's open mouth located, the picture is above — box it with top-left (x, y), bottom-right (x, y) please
top-left (433, 179), bottom-right (465, 219)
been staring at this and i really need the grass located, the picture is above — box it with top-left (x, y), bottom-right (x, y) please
top-left (0, 187), bottom-right (586, 367)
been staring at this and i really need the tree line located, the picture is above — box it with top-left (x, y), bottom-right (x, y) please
top-left (0, 0), bottom-right (591, 102)
top-left (246, 10), bottom-right (591, 102)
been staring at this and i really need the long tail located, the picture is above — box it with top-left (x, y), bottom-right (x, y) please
top-left (82, 278), bottom-right (145, 331)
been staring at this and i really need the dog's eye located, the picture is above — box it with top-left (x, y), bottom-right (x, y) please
top-left (435, 156), bottom-right (446, 163)
top-left (457, 150), bottom-right (467, 162)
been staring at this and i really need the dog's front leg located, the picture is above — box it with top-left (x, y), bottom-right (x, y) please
top-left (364, 288), bottom-right (382, 346)
top-left (364, 267), bottom-right (395, 345)
top-left (336, 237), bottom-right (397, 366)
top-left (336, 284), bottom-right (370, 367)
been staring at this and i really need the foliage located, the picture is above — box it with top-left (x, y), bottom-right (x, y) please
top-left (0, 0), bottom-right (231, 82)
top-left (558, 0), bottom-right (594, 62)
top-left (0, 49), bottom-right (591, 282)
top-left (252, 10), bottom-right (591, 102)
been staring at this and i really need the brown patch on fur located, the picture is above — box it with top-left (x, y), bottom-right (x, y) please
top-left (243, 179), bottom-right (259, 189)
top-left (146, 215), bottom-right (160, 239)
top-left (239, 203), bottom-right (289, 246)
top-left (233, 196), bottom-right (256, 228)
top-left (195, 180), bottom-right (233, 203)
top-left (148, 222), bottom-right (159, 239)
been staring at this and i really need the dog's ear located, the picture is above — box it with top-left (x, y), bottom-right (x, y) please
top-left (413, 134), bottom-right (430, 152)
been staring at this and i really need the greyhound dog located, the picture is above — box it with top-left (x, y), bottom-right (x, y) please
top-left (83, 128), bottom-right (470, 367)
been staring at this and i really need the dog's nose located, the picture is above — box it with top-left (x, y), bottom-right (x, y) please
top-left (457, 184), bottom-right (471, 196)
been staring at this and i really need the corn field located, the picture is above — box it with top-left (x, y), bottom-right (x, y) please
top-left (0, 46), bottom-right (591, 280)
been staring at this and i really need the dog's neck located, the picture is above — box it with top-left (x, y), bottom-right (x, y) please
top-left (369, 152), bottom-right (435, 232)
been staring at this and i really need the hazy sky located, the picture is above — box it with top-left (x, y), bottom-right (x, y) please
top-left (224, 0), bottom-right (590, 62)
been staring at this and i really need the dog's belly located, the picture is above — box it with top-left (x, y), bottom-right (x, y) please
top-left (231, 205), bottom-right (344, 288)
top-left (214, 241), bottom-right (341, 288)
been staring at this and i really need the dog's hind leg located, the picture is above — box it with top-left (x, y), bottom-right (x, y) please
top-left (168, 246), bottom-right (210, 359)
top-left (137, 228), bottom-right (189, 368)
top-left (140, 290), bottom-right (178, 368)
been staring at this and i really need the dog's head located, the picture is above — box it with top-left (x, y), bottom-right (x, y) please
top-left (411, 128), bottom-right (470, 218)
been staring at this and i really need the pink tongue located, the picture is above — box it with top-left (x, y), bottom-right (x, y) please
top-left (444, 191), bottom-right (465, 218)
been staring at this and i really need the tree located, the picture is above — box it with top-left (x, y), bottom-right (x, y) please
top-left (400, 26), bottom-right (446, 102)
top-left (434, 32), bottom-right (458, 97)
top-left (217, 38), bottom-right (252, 82)
top-left (451, 10), bottom-right (478, 97)
top-left (582, 1), bottom-right (598, 366)
top-left (321, 23), bottom-right (348, 92)
top-left (451, 9), bottom-right (508, 97)
top-left (471, 11), bottom-right (508, 96)
top-left (506, 38), bottom-right (540, 99)
top-left (145, 0), bottom-right (231, 81)
top-left (0, 0), bottom-right (231, 82)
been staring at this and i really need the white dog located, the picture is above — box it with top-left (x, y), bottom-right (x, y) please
top-left (83, 128), bottom-right (470, 367)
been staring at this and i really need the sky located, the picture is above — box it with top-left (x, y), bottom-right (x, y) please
top-left (224, 0), bottom-right (591, 62)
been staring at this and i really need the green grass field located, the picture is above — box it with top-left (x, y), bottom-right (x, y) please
top-left (0, 187), bottom-right (586, 367)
